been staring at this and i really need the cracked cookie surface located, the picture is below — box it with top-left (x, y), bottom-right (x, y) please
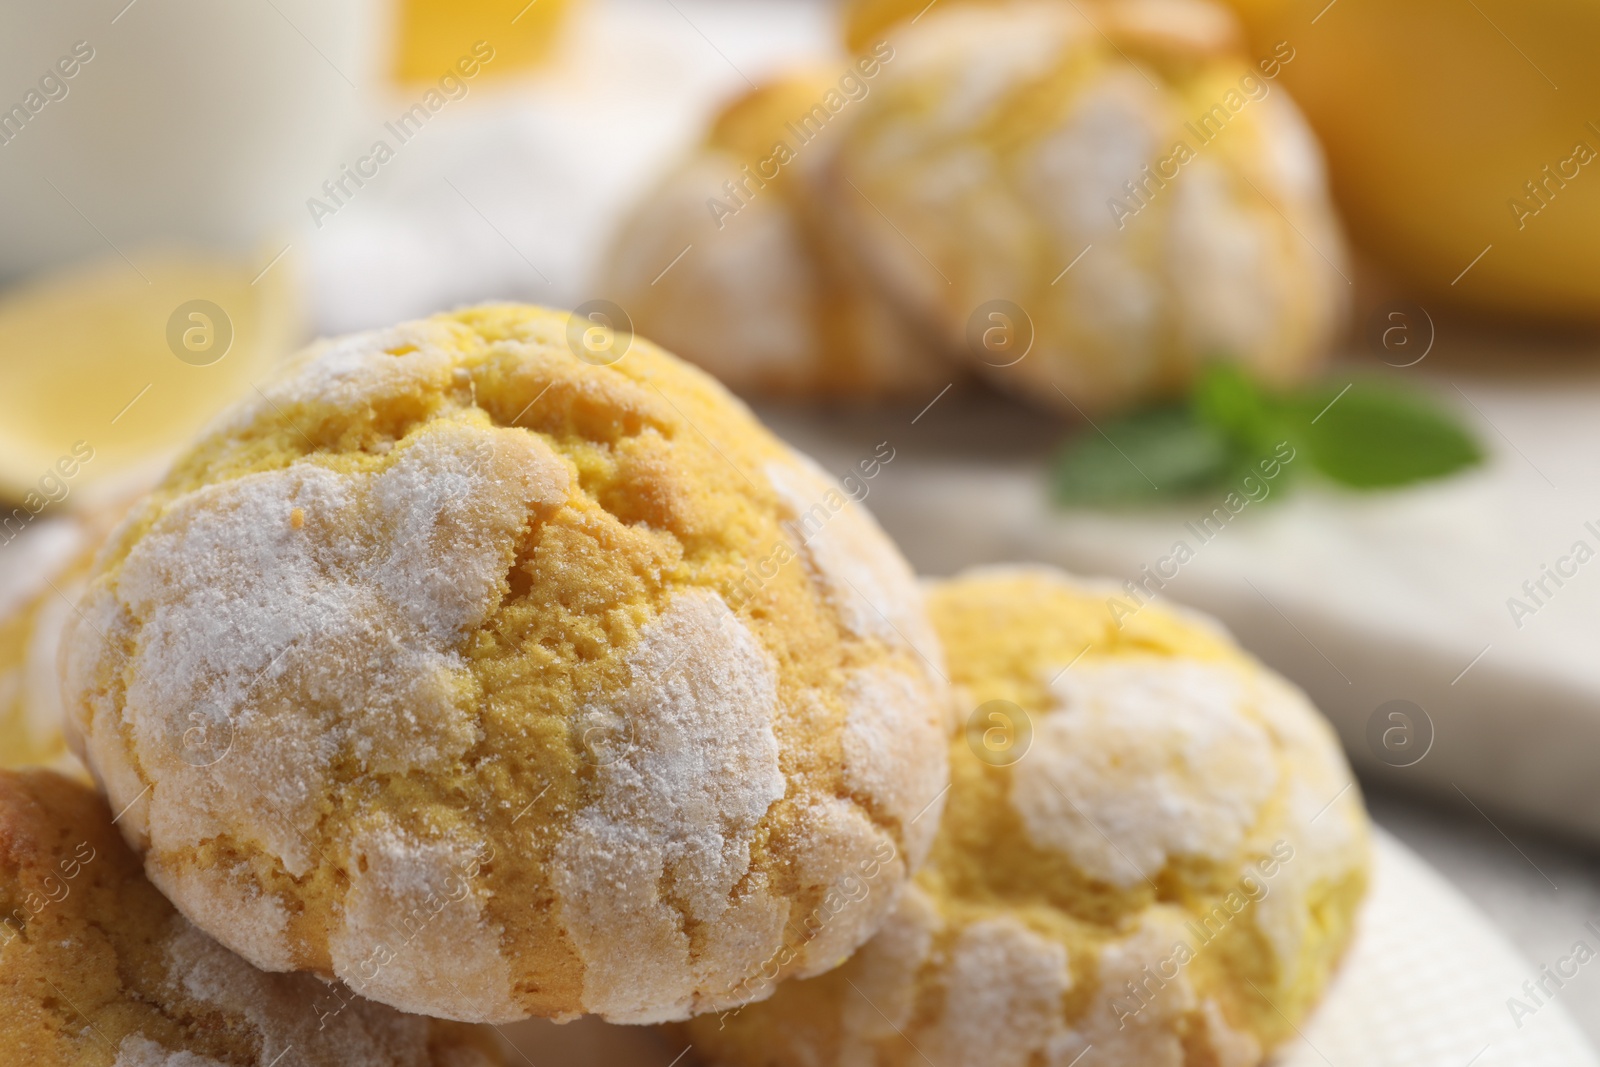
top-left (0, 768), bottom-right (504, 1067)
top-left (687, 565), bottom-right (1368, 1067)
top-left (60, 304), bottom-right (950, 1024)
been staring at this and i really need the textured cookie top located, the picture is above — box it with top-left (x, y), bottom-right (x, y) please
top-left (689, 565), bottom-right (1368, 1067)
top-left (0, 769), bottom-right (502, 1067)
top-left (60, 305), bottom-right (950, 1024)
top-left (600, 70), bottom-right (952, 400)
top-left (825, 0), bottom-right (1346, 414)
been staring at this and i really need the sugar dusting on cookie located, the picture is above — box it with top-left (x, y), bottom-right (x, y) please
top-left (686, 564), bottom-right (1369, 1067)
top-left (1011, 660), bottom-right (1279, 887)
top-left (552, 590), bottom-right (786, 1022)
top-left (59, 305), bottom-right (952, 1022)
top-left (79, 416), bottom-right (568, 969)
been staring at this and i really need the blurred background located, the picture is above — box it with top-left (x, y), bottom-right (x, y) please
top-left (2, 0), bottom-right (1599, 1049)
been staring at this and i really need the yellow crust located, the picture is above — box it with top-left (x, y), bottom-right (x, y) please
top-left (60, 305), bottom-right (950, 1024)
top-left (0, 768), bottom-right (504, 1066)
top-left (687, 565), bottom-right (1369, 1067)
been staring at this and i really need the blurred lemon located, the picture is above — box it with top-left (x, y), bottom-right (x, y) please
top-left (1214, 0), bottom-right (1600, 322)
top-left (393, 0), bottom-right (574, 83)
top-left (0, 249), bottom-right (300, 505)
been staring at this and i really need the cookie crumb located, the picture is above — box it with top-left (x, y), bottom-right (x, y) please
top-left (289, 507), bottom-right (305, 529)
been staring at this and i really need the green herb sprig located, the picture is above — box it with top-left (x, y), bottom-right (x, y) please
top-left (1051, 365), bottom-right (1483, 507)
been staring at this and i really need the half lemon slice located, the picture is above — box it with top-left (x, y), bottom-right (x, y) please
top-left (0, 247), bottom-right (301, 508)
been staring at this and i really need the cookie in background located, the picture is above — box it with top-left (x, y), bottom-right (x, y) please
top-left (823, 0), bottom-right (1347, 416)
top-left (688, 565), bottom-right (1369, 1067)
top-left (600, 69), bottom-right (957, 400)
top-left (0, 768), bottom-right (505, 1066)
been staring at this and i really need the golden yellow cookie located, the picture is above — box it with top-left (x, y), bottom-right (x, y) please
top-left (600, 71), bottom-right (955, 400)
top-left (688, 565), bottom-right (1369, 1067)
top-left (59, 304), bottom-right (951, 1024)
top-left (822, 0), bottom-right (1347, 414)
top-left (0, 526), bottom-right (84, 772)
top-left (0, 768), bottom-right (504, 1066)
top-left (0, 488), bottom-right (143, 774)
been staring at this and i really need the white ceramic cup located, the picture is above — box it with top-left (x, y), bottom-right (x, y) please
top-left (0, 0), bottom-right (386, 282)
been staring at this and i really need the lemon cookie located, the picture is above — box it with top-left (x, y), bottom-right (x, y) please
top-left (1, 488), bottom-right (143, 774)
top-left (0, 522), bottom-right (85, 772)
top-left (822, 0), bottom-right (1347, 414)
top-left (0, 768), bottom-right (504, 1066)
top-left (600, 72), bottom-right (954, 400)
top-left (688, 565), bottom-right (1369, 1067)
top-left (59, 304), bottom-right (950, 1024)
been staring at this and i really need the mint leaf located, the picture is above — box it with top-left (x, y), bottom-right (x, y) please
top-left (1193, 363), bottom-right (1281, 453)
top-left (1052, 405), bottom-right (1235, 505)
top-left (1050, 366), bottom-right (1481, 510)
top-left (1291, 381), bottom-right (1483, 488)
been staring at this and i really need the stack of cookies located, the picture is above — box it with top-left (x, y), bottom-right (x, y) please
top-left (1, 304), bottom-right (1367, 1066)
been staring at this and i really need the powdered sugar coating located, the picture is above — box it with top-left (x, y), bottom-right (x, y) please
top-left (837, 884), bottom-right (941, 1055)
top-left (789, 796), bottom-right (907, 978)
top-left (929, 917), bottom-right (1073, 1067)
top-left (551, 590), bottom-right (787, 1022)
top-left (1249, 671), bottom-right (1367, 972)
top-left (114, 1036), bottom-right (227, 1067)
top-left (841, 663), bottom-right (951, 868)
top-left (59, 305), bottom-right (951, 1023)
top-left (1011, 660), bottom-right (1279, 887)
top-left (764, 455), bottom-right (942, 671)
top-left (687, 564), bottom-right (1368, 1067)
top-left (1053, 914), bottom-right (1201, 1067)
top-left (159, 917), bottom-right (450, 1067)
top-left (2, 768), bottom-right (503, 1067)
top-left (147, 858), bottom-right (297, 972)
top-left (1048, 915), bottom-right (1260, 1067)
top-left (330, 820), bottom-right (520, 1021)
